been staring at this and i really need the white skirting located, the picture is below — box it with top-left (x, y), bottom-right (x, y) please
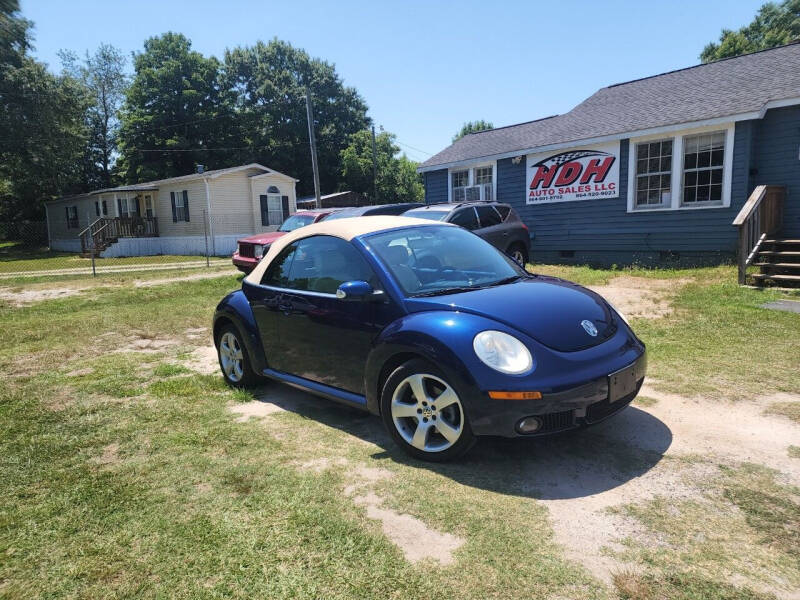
top-left (50, 235), bottom-right (247, 257)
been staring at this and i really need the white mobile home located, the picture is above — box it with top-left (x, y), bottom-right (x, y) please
top-left (46, 163), bottom-right (298, 257)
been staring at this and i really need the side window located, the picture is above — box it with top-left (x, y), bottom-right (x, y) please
top-left (261, 243), bottom-right (298, 288)
top-left (475, 205), bottom-right (502, 228)
top-left (449, 207), bottom-right (480, 231)
top-left (495, 205), bottom-right (511, 220)
top-left (287, 235), bottom-right (376, 294)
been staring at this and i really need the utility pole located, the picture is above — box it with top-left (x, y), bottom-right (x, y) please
top-left (371, 125), bottom-right (378, 204)
top-left (305, 87), bottom-right (322, 209)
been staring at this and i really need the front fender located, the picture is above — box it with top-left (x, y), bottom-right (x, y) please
top-left (365, 311), bottom-right (495, 415)
top-left (213, 289), bottom-right (267, 375)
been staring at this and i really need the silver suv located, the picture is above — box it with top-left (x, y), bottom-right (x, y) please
top-left (403, 202), bottom-right (531, 265)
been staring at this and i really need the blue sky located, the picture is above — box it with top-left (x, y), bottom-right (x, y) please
top-left (23, 0), bottom-right (764, 163)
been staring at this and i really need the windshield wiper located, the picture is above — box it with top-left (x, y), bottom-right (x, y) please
top-left (411, 286), bottom-right (482, 297)
top-left (487, 275), bottom-right (524, 287)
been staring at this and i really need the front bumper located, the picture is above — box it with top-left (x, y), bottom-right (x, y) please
top-left (232, 252), bottom-right (259, 273)
top-left (468, 351), bottom-right (647, 437)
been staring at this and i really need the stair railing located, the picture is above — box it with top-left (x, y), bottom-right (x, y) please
top-left (732, 185), bottom-right (785, 284)
top-left (79, 218), bottom-right (112, 254)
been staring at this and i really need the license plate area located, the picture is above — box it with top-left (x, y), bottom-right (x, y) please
top-left (609, 360), bottom-right (641, 403)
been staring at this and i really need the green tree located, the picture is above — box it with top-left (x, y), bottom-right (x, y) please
top-left (222, 39), bottom-right (370, 196)
top-left (117, 32), bottom-right (237, 182)
top-left (452, 120), bottom-right (494, 142)
top-left (60, 44), bottom-right (129, 188)
top-left (340, 129), bottom-right (423, 204)
top-left (700, 0), bottom-right (800, 62)
top-left (0, 1), bottom-right (89, 222)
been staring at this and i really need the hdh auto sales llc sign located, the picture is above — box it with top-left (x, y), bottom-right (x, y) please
top-left (526, 142), bottom-right (620, 204)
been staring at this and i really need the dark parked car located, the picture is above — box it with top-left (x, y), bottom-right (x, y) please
top-left (213, 217), bottom-right (646, 461)
top-left (321, 202), bottom-right (424, 221)
top-left (403, 202), bottom-right (531, 265)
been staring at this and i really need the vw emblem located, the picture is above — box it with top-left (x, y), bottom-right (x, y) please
top-left (581, 319), bottom-right (598, 337)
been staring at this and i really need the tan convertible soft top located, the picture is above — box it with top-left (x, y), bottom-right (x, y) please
top-left (244, 215), bottom-right (453, 284)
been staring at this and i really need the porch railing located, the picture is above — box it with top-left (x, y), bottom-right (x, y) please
top-left (79, 216), bottom-right (159, 254)
top-left (732, 185), bottom-right (785, 284)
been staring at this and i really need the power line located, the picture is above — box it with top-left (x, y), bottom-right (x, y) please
top-left (395, 140), bottom-right (432, 156)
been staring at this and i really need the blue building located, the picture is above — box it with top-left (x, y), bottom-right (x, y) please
top-left (419, 43), bottom-right (800, 271)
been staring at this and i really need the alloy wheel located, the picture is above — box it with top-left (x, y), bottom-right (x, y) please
top-left (219, 331), bottom-right (244, 383)
top-left (390, 373), bottom-right (464, 452)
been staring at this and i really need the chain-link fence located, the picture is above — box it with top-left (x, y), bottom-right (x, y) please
top-left (0, 209), bottom-right (287, 281)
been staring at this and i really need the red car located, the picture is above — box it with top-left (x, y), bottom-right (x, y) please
top-left (232, 209), bottom-right (339, 273)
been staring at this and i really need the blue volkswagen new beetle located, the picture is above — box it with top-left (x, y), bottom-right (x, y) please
top-left (213, 216), bottom-right (646, 461)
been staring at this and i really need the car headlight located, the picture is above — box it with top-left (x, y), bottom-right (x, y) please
top-left (253, 244), bottom-right (264, 259)
top-left (473, 330), bottom-right (533, 375)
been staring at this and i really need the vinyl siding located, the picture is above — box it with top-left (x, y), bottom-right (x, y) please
top-left (210, 171), bottom-right (257, 235)
top-left (248, 174), bottom-right (297, 233)
top-left (420, 121), bottom-right (762, 264)
top-left (751, 105), bottom-right (800, 236)
top-left (155, 179), bottom-right (208, 236)
top-left (424, 169), bottom-right (448, 204)
top-left (47, 195), bottom-right (95, 240)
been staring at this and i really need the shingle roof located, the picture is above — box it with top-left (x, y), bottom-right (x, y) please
top-left (420, 43), bottom-right (800, 170)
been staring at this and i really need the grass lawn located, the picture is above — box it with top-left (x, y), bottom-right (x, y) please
top-left (0, 240), bottom-right (229, 275)
top-left (0, 266), bottom-right (798, 599)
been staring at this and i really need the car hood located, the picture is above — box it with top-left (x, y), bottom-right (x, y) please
top-left (238, 231), bottom-right (286, 245)
top-left (403, 276), bottom-right (617, 352)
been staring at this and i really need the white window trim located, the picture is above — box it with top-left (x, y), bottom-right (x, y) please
top-left (627, 123), bottom-right (735, 213)
top-left (447, 161), bottom-right (497, 203)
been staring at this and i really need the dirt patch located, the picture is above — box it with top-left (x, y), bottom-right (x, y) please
top-left (350, 490), bottom-right (464, 565)
top-left (588, 276), bottom-right (689, 319)
top-left (91, 443), bottom-right (120, 467)
top-left (114, 333), bottom-right (179, 354)
top-left (228, 400), bottom-right (285, 422)
top-left (184, 345), bottom-right (218, 375)
top-left (299, 456), bottom-right (464, 565)
top-left (134, 270), bottom-right (237, 288)
top-left (536, 385), bottom-right (800, 584)
top-left (0, 286), bottom-right (84, 306)
top-left (65, 367), bottom-right (93, 377)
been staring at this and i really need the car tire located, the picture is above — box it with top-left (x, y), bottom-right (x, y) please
top-left (507, 244), bottom-right (529, 266)
top-left (380, 359), bottom-right (476, 461)
top-left (216, 324), bottom-right (259, 387)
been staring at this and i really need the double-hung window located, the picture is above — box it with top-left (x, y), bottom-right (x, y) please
top-left (634, 139), bottom-right (672, 208)
top-left (171, 191), bottom-right (190, 222)
top-left (65, 206), bottom-right (78, 229)
top-left (450, 165), bottom-right (494, 202)
top-left (682, 131), bottom-right (724, 205)
top-left (631, 127), bottom-right (729, 212)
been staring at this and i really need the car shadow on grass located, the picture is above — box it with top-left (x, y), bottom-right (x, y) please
top-left (252, 381), bottom-right (672, 500)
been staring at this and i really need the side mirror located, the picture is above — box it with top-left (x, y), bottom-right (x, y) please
top-left (336, 280), bottom-right (374, 301)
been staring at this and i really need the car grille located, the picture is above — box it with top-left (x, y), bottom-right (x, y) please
top-left (538, 409), bottom-right (576, 433)
top-left (238, 243), bottom-right (254, 258)
top-left (585, 379), bottom-right (642, 424)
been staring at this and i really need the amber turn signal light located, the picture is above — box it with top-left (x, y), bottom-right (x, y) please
top-left (488, 391), bottom-right (542, 400)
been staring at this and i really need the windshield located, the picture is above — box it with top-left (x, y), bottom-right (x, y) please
top-left (279, 214), bottom-right (316, 232)
top-left (320, 210), bottom-right (360, 221)
top-left (402, 209), bottom-right (449, 221)
top-left (366, 225), bottom-right (526, 296)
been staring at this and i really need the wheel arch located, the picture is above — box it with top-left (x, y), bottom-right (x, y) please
top-left (213, 290), bottom-right (267, 375)
top-left (365, 313), bottom-right (486, 416)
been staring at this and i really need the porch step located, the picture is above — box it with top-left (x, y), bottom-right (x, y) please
top-left (751, 273), bottom-right (800, 283)
top-left (752, 262), bottom-right (800, 269)
top-left (756, 251), bottom-right (800, 256)
top-left (764, 239), bottom-right (800, 244)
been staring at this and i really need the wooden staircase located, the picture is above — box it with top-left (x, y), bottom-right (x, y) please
top-left (732, 185), bottom-right (800, 287)
top-left (78, 216), bottom-right (158, 257)
top-left (750, 239), bottom-right (800, 286)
